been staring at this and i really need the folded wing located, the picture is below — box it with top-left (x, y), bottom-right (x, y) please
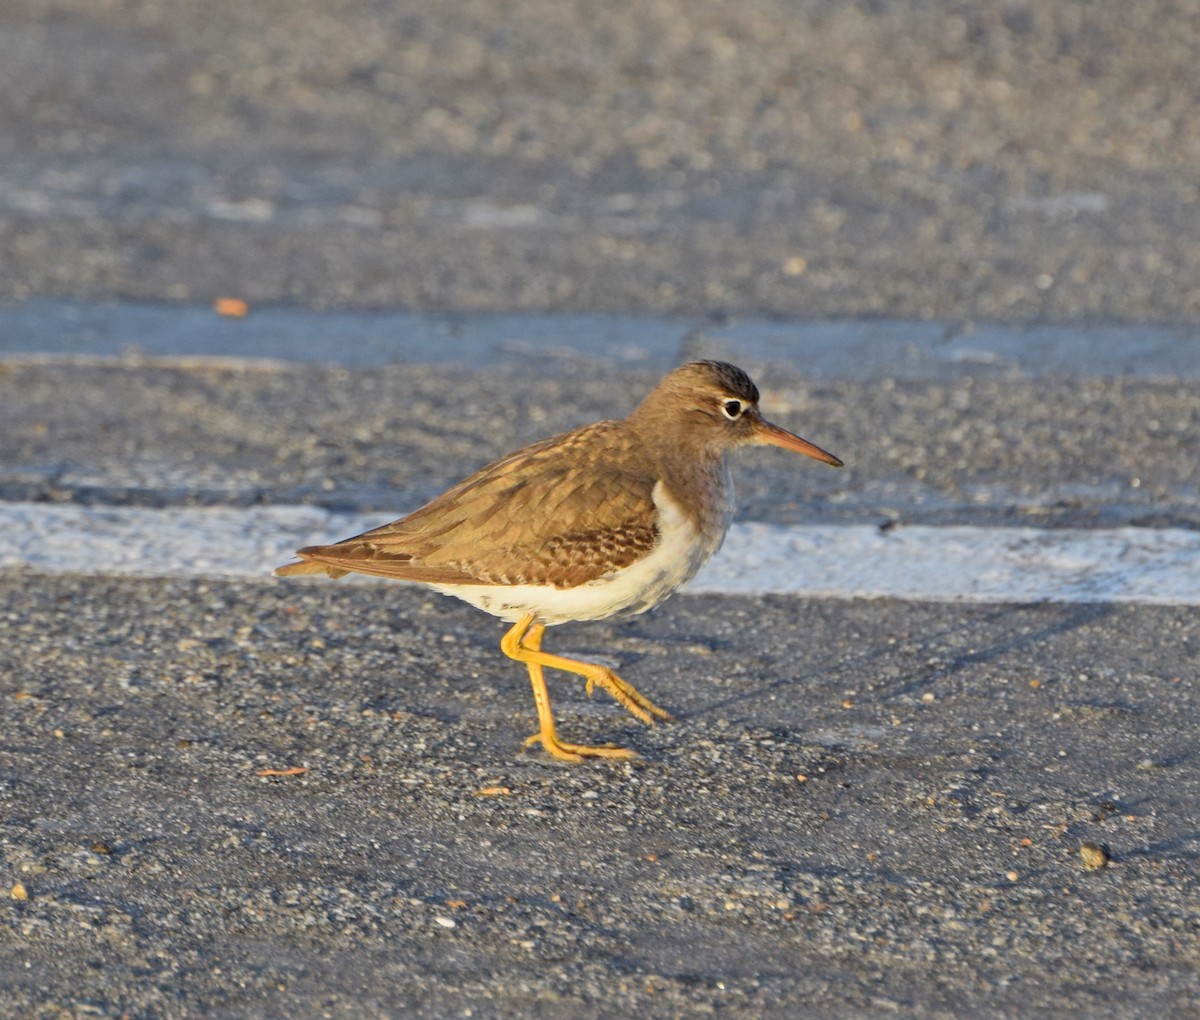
top-left (275, 421), bottom-right (660, 588)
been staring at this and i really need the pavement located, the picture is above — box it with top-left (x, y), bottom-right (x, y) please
top-left (4, 0), bottom-right (1200, 322)
top-left (2, 1), bottom-right (1199, 1018)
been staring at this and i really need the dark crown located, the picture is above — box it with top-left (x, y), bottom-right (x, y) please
top-left (692, 360), bottom-right (760, 404)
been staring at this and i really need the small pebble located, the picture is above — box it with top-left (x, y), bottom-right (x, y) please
top-left (1080, 843), bottom-right (1110, 869)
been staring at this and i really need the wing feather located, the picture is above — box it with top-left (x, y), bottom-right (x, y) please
top-left (280, 420), bottom-right (662, 588)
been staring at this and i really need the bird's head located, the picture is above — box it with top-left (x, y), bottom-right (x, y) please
top-left (632, 360), bottom-right (843, 467)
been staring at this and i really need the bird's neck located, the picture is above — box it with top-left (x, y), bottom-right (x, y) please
top-left (626, 406), bottom-right (735, 535)
top-left (655, 443), bottom-right (734, 538)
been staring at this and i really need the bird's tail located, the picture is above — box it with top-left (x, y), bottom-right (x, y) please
top-left (274, 559), bottom-right (349, 579)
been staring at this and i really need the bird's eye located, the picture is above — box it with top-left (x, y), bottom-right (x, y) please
top-left (722, 399), bottom-right (744, 419)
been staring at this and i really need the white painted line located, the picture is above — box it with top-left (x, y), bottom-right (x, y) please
top-left (702, 522), bottom-right (1200, 604)
top-left (4, 501), bottom-right (1195, 604)
top-left (1, 502), bottom-right (1198, 605)
top-left (0, 504), bottom-right (382, 580)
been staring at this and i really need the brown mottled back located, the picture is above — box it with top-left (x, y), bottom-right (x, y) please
top-left (285, 419), bottom-right (660, 588)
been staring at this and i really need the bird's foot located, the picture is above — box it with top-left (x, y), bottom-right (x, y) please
top-left (584, 668), bottom-right (673, 725)
top-left (523, 731), bottom-right (640, 763)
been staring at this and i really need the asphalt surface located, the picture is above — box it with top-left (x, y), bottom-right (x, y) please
top-left (4, 576), bottom-right (1199, 1018)
top-left (2, 359), bottom-right (1198, 531)
top-left (2, 1), bottom-right (1200, 1017)
top-left (3, 0), bottom-right (1200, 322)
top-left (3, 358), bottom-right (1198, 1019)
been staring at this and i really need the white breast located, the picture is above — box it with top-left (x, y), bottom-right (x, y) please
top-left (432, 479), bottom-right (730, 626)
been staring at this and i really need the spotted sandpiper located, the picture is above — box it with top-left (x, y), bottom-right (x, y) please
top-left (276, 361), bottom-right (842, 762)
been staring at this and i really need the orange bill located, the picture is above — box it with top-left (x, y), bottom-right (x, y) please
top-left (753, 417), bottom-right (844, 467)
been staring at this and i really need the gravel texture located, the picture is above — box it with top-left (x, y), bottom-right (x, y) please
top-left (2, 361), bottom-right (1197, 530)
top-left (3, 576), bottom-right (1198, 1016)
top-left (3, 0), bottom-right (1200, 320)
top-left (3, 1), bottom-right (1199, 1014)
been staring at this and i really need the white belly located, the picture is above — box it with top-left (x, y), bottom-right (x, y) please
top-left (431, 480), bottom-right (729, 626)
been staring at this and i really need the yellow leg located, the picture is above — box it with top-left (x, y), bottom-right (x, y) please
top-left (499, 614), bottom-right (670, 761)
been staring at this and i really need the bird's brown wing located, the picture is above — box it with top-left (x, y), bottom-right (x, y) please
top-left (278, 421), bottom-right (660, 588)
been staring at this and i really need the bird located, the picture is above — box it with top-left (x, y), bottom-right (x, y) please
top-left (275, 360), bottom-right (843, 762)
